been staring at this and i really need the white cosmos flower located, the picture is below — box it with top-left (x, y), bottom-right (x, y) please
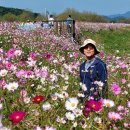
top-left (94, 81), bottom-right (104, 87)
top-left (103, 99), bottom-right (115, 108)
top-left (0, 103), bottom-right (3, 110)
top-left (80, 83), bottom-right (87, 91)
top-left (26, 60), bottom-right (36, 67)
top-left (65, 112), bottom-right (75, 120)
top-left (6, 82), bottom-right (18, 91)
top-left (0, 126), bottom-right (11, 130)
top-left (77, 93), bottom-right (85, 97)
top-left (42, 102), bottom-right (51, 111)
top-left (65, 97), bottom-right (78, 111)
top-left (50, 74), bottom-right (57, 82)
top-left (73, 122), bottom-right (78, 127)
top-left (63, 85), bottom-right (68, 90)
top-left (56, 116), bottom-right (66, 124)
top-left (72, 108), bottom-right (82, 117)
top-left (64, 75), bottom-right (69, 80)
top-left (0, 69), bottom-right (8, 77)
top-left (94, 117), bottom-right (102, 124)
top-left (35, 126), bottom-right (42, 130)
top-left (24, 97), bottom-right (31, 104)
top-left (55, 91), bottom-right (69, 99)
top-left (40, 78), bottom-right (46, 84)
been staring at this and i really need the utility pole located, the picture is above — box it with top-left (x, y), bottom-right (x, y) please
top-left (45, 8), bottom-right (46, 17)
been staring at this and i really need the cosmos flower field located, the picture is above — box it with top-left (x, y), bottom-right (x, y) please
top-left (0, 22), bottom-right (130, 130)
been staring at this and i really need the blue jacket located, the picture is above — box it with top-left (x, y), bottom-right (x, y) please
top-left (66, 17), bottom-right (73, 25)
top-left (80, 57), bottom-right (108, 100)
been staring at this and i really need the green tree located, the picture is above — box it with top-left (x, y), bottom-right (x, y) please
top-left (18, 11), bottom-right (34, 22)
top-left (3, 13), bottom-right (17, 21)
top-left (35, 15), bottom-right (46, 21)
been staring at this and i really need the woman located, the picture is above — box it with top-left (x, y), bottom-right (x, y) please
top-left (79, 39), bottom-right (108, 101)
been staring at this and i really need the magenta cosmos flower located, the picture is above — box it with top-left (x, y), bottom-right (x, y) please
top-left (86, 99), bottom-right (102, 112)
top-left (42, 53), bottom-right (53, 61)
top-left (9, 111), bottom-right (26, 124)
top-left (6, 62), bottom-right (13, 70)
top-left (111, 83), bottom-right (121, 95)
top-left (7, 48), bottom-right (15, 58)
top-left (29, 52), bottom-right (37, 60)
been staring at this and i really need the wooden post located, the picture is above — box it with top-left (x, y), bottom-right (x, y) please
top-left (56, 21), bottom-right (58, 34)
top-left (73, 20), bottom-right (76, 39)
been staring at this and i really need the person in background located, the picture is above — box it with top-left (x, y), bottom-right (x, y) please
top-left (66, 15), bottom-right (73, 33)
top-left (48, 15), bottom-right (54, 28)
top-left (79, 39), bottom-right (108, 102)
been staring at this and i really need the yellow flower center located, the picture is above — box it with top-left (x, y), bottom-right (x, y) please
top-left (92, 104), bottom-right (96, 108)
top-left (106, 103), bottom-right (110, 107)
top-left (2, 83), bottom-right (5, 86)
top-left (112, 116), bottom-right (116, 120)
top-left (71, 103), bottom-right (75, 107)
top-left (2, 72), bottom-right (5, 75)
top-left (11, 86), bottom-right (15, 89)
top-left (16, 116), bottom-right (19, 119)
top-left (37, 98), bottom-right (40, 101)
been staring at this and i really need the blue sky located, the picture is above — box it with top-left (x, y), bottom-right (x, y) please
top-left (0, 0), bottom-right (130, 16)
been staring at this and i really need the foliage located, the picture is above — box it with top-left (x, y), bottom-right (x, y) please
top-left (56, 8), bottom-right (108, 22)
top-left (0, 22), bottom-right (130, 130)
top-left (2, 13), bottom-right (18, 22)
top-left (81, 28), bottom-right (130, 56)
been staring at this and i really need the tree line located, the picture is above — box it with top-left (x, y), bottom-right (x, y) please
top-left (0, 6), bottom-right (130, 23)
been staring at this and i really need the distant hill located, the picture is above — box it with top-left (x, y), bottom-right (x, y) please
top-left (0, 6), bottom-right (40, 17)
top-left (106, 11), bottom-right (130, 21)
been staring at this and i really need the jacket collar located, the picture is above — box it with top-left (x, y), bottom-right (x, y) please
top-left (82, 57), bottom-right (101, 70)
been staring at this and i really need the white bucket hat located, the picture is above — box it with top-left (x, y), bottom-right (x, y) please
top-left (79, 39), bottom-right (100, 55)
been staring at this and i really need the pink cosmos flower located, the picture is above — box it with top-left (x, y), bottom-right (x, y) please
top-left (99, 51), bottom-right (105, 59)
top-left (74, 52), bottom-right (79, 58)
top-left (45, 126), bottom-right (56, 130)
top-left (6, 62), bottom-right (13, 70)
top-left (16, 70), bottom-right (25, 78)
top-left (20, 90), bottom-right (27, 97)
top-left (124, 123), bottom-right (130, 128)
top-left (0, 80), bottom-right (6, 88)
top-left (111, 83), bottom-right (121, 95)
top-left (127, 101), bottom-right (130, 108)
top-left (0, 62), bottom-right (4, 69)
top-left (40, 68), bottom-right (48, 78)
top-left (13, 37), bottom-right (17, 44)
top-left (108, 112), bottom-right (121, 121)
top-left (117, 105), bottom-right (125, 111)
top-left (9, 111), bottom-right (26, 124)
top-left (121, 79), bottom-right (126, 84)
top-left (29, 52), bottom-right (37, 60)
top-left (119, 62), bottom-right (127, 69)
top-left (7, 48), bottom-right (15, 59)
top-left (19, 61), bottom-right (26, 66)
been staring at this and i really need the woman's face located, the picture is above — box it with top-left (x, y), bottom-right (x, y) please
top-left (83, 44), bottom-right (95, 58)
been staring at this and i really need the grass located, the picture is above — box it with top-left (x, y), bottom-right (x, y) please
top-left (81, 27), bottom-right (130, 56)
